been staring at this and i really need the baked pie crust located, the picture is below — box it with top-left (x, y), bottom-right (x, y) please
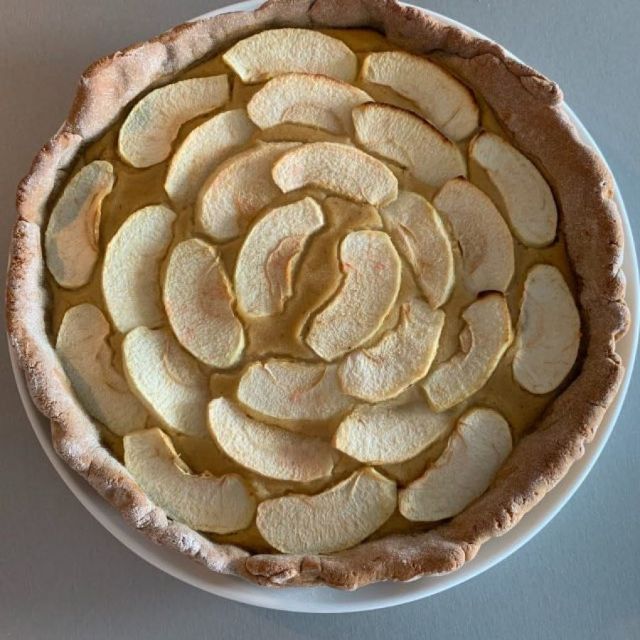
top-left (6, 0), bottom-right (629, 589)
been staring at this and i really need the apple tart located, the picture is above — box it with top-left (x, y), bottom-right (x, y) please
top-left (7, 0), bottom-right (629, 589)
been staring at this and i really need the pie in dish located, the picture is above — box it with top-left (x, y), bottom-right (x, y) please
top-left (6, 0), bottom-right (630, 589)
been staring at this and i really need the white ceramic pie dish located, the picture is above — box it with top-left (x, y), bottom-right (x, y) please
top-left (8, 1), bottom-right (639, 613)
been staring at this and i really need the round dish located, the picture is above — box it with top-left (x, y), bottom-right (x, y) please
top-left (7, 0), bottom-right (638, 613)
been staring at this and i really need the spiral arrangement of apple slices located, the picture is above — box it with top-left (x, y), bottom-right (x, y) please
top-left (46, 29), bottom-right (581, 555)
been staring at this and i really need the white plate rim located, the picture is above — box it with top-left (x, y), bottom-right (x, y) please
top-left (7, 0), bottom-right (639, 614)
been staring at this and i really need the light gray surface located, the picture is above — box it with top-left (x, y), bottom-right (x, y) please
top-left (1, 0), bottom-right (638, 637)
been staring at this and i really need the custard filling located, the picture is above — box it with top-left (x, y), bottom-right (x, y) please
top-left (45, 29), bottom-right (580, 553)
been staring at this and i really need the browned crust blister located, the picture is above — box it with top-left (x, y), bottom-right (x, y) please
top-left (5, 0), bottom-right (629, 590)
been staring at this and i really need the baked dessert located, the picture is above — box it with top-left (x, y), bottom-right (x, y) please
top-left (6, 0), bottom-right (629, 589)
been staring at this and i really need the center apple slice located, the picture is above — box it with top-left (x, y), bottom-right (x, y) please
top-left (124, 428), bottom-right (255, 534)
top-left (164, 238), bottom-right (245, 368)
top-left (305, 230), bottom-right (401, 361)
top-left (338, 298), bottom-right (445, 402)
top-left (234, 197), bottom-right (325, 317)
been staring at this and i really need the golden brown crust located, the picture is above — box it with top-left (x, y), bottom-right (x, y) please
top-left (6, 0), bottom-right (629, 590)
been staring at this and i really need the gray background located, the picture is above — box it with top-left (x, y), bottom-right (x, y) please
top-left (1, 0), bottom-right (638, 638)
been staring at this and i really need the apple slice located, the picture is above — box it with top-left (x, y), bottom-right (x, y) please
top-left (399, 407), bottom-right (512, 521)
top-left (164, 109), bottom-right (255, 206)
top-left (197, 142), bottom-right (298, 241)
top-left (208, 398), bottom-right (335, 482)
top-left (306, 230), bottom-right (401, 360)
top-left (102, 204), bottom-right (175, 333)
top-left (234, 197), bottom-right (324, 317)
top-left (422, 294), bottom-right (513, 412)
top-left (237, 359), bottom-right (352, 422)
top-left (122, 327), bottom-right (209, 437)
top-left (433, 178), bottom-right (514, 294)
top-left (124, 428), bottom-right (255, 533)
top-left (272, 142), bottom-right (398, 206)
top-left (163, 238), bottom-right (245, 368)
top-left (361, 51), bottom-right (479, 141)
top-left (223, 29), bottom-right (358, 83)
top-left (470, 131), bottom-right (557, 247)
top-left (338, 298), bottom-right (445, 402)
top-left (256, 467), bottom-right (396, 554)
top-left (118, 75), bottom-right (229, 168)
top-left (56, 304), bottom-right (146, 436)
top-left (352, 103), bottom-right (466, 188)
top-left (45, 160), bottom-right (114, 289)
top-left (513, 264), bottom-right (580, 394)
top-left (247, 73), bottom-right (371, 134)
top-left (381, 191), bottom-right (454, 308)
top-left (333, 401), bottom-right (452, 464)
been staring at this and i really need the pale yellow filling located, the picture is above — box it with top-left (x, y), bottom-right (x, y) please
top-left (47, 29), bottom-right (577, 552)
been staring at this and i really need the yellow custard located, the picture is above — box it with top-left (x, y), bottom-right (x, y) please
top-left (46, 29), bottom-right (579, 552)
